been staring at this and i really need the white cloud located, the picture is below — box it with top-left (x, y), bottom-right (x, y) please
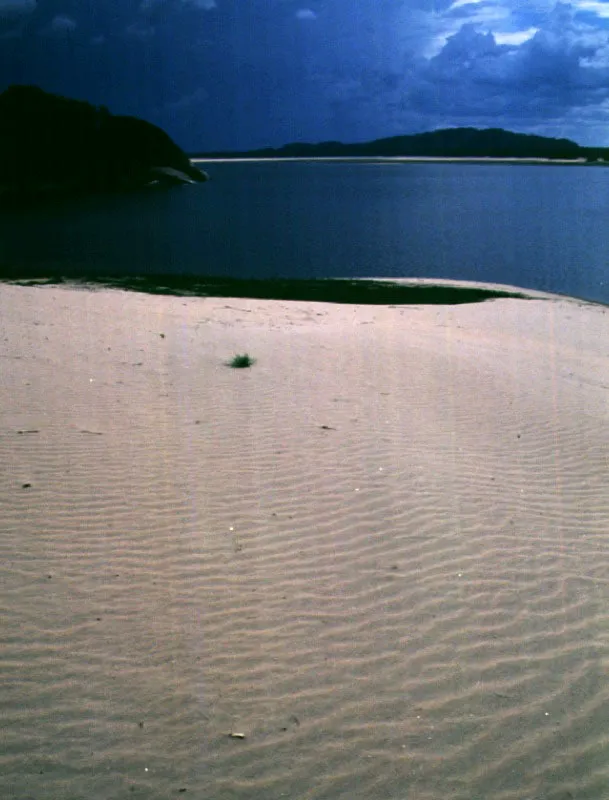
top-left (296, 8), bottom-right (317, 20)
top-left (574, 0), bottom-right (609, 18)
top-left (495, 26), bottom-right (538, 44)
top-left (449, 0), bottom-right (487, 10)
top-left (424, 0), bottom-right (510, 57)
top-left (447, 0), bottom-right (510, 27)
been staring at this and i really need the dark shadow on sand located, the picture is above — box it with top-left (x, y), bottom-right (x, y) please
top-left (0, 273), bottom-right (532, 305)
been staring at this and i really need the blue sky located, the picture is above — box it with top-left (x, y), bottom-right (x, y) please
top-left (2, 0), bottom-right (609, 151)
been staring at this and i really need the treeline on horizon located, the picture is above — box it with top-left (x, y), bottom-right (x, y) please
top-left (194, 127), bottom-right (609, 162)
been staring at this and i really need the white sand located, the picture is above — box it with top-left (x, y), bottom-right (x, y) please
top-left (1, 283), bottom-right (608, 800)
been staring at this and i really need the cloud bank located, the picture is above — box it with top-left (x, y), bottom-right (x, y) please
top-left (1, 0), bottom-right (609, 149)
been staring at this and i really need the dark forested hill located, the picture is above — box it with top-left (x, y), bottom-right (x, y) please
top-left (0, 85), bottom-right (208, 206)
top-left (195, 127), bottom-right (609, 161)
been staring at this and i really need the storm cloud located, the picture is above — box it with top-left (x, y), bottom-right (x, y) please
top-left (2, 0), bottom-right (609, 150)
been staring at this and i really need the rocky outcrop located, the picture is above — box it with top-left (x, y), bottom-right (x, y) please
top-left (0, 85), bottom-right (208, 206)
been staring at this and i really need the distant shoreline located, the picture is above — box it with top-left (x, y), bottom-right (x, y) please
top-left (190, 126), bottom-right (609, 163)
top-left (192, 155), bottom-right (603, 166)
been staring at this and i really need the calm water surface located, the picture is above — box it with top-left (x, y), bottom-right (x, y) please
top-left (1, 161), bottom-right (608, 303)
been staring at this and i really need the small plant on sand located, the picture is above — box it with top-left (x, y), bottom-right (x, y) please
top-left (227, 353), bottom-right (256, 368)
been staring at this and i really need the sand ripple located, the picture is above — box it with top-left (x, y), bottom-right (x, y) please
top-left (1, 285), bottom-right (608, 799)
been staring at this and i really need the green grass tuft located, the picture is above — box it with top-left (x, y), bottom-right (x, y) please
top-left (227, 353), bottom-right (255, 368)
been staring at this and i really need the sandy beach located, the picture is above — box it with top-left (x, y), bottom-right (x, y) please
top-left (1, 281), bottom-right (608, 800)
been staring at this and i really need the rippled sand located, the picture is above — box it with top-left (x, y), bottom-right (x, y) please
top-left (1, 283), bottom-right (608, 800)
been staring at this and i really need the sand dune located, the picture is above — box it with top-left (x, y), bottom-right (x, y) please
top-left (1, 282), bottom-right (608, 800)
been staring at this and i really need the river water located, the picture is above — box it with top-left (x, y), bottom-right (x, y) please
top-left (1, 160), bottom-right (608, 303)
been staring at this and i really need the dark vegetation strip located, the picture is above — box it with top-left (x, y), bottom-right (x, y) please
top-left (0, 274), bottom-right (532, 305)
top-left (2, 274), bottom-right (529, 304)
